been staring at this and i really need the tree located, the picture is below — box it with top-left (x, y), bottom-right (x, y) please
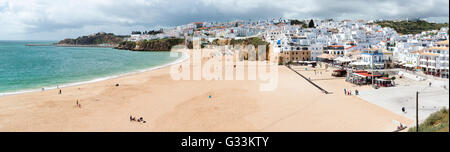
top-left (391, 76), bottom-right (396, 80)
top-left (308, 19), bottom-right (315, 28)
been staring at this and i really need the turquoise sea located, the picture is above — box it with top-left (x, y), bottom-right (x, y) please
top-left (0, 41), bottom-right (181, 95)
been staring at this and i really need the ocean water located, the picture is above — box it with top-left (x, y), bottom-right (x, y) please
top-left (0, 41), bottom-right (181, 95)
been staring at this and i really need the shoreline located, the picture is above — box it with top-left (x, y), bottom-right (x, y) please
top-left (0, 50), bottom-right (189, 97)
top-left (0, 48), bottom-right (413, 132)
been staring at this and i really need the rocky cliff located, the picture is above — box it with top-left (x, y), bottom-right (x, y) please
top-left (115, 38), bottom-right (185, 51)
top-left (58, 32), bottom-right (128, 46)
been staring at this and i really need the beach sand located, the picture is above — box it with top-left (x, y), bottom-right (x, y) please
top-left (0, 49), bottom-right (412, 132)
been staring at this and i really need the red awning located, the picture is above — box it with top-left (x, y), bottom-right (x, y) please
top-left (353, 70), bottom-right (367, 73)
top-left (358, 73), bottom-right (381, 77)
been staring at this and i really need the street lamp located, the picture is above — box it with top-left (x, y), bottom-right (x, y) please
top-left (372, 55), bottom-right (375, 86)
top-left (416, 91), bottom-right (419, 132)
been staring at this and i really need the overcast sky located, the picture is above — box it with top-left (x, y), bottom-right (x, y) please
top-left (0, 0), bottom-right (448, 40)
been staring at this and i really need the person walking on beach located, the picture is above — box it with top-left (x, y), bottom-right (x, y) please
top-left (344, 88), bottom-right (347, 95)
top-left (59, 89), bottom-right (62, 95)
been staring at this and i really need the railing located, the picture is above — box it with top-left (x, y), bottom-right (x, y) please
top-left (286, 65), bottom-right (331, 94)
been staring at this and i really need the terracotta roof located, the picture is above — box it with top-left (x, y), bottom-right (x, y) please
top-left (419, 52), bottom-right (439, 56)
top-left (317, 54), bottom-right (336, 59)
top-left (436, 40), bottom-right (449, 45)
top-left (410, 50), bottom-right (423, 54)
top-left (345, 46), bottom-right (357, 50)
top-left (329, 45), bottom-right (344, 48)
top-left (424, 47), bottom-right (449, 50)
top-left (382, 50), bottom-right (393, 54)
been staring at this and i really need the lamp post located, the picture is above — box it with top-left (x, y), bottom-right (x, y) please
top-left (416, 91), bottom-right (419, 132)
top-left (372, 55), bottom-right (375, 86)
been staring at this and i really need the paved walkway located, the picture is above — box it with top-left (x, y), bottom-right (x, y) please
top-left (357, 79), bottom-right (449, 122)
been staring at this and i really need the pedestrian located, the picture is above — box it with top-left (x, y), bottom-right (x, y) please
top-left (429, 82), bottom-right (432, 87)
top-left (59, 89), bottom-right (62, 95)
top-left (344, 88), bottom-right (347, 95)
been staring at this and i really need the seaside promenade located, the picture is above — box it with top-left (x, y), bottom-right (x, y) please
top-left (0, 49), bottom-right (412, 132)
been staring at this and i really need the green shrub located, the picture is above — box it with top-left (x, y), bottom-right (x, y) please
top-left (409, 108), bottom-right (449, 132)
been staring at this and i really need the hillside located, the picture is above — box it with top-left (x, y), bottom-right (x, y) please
top-left (58, 32), bottom-right (129, 45)
top-left (115, 38), bottom-right (185, 51)
top-left (290, 19), bottom-right (308, 28)
top-left (206, 37), bottom-right (269, 48)
top-left (408, 108), bottom-right (449, 132)
top-left (374, 20), bottom-right (448, 35)
top-left (200, 37), bottom-right (270, 60)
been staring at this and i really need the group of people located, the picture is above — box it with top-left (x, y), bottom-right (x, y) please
top-left (314, 70), bottom-right (323, 75)
top-left (130, 115), bottom-right (146, 123)
top-left (75, 100), bottom-right (82, 108)
top-left (397, 123), bottom-right (406, 130)
top-left (344, 89), bottom-right (359, 96)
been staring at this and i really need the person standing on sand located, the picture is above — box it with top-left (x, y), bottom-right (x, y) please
top-left (59, 89), bottom-right (62, 95)
top-left (344, 88), bottom-right (347, 95)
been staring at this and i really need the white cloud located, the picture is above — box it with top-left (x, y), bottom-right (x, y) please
top-left (0, 0), bottom-right (448, 40)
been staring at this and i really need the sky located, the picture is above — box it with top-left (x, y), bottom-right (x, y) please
top-left (0, 0), bottom-right (449, 40)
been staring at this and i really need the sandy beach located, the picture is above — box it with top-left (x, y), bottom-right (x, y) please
top-left (0, 49), bottom-right (413, 132)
